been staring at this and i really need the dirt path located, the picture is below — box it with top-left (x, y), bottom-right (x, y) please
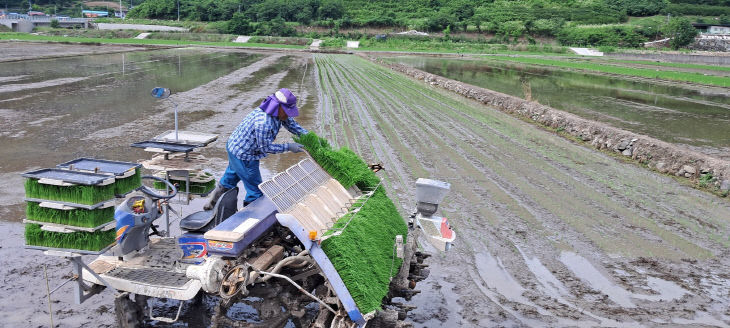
top-left (313, 54), bottom-right (730, 327)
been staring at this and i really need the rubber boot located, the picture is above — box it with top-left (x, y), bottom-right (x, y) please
top-left (204, 184), bottom-right (229, 211)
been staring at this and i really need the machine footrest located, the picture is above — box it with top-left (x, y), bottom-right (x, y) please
top-left (105, 267), bottom-right (190, 288)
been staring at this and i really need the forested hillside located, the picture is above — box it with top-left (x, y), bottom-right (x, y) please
top-left (4, 0), bottom-right (728, 48)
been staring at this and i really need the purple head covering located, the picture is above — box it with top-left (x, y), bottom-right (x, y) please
top-left (259, 88), bottom-right (299, 117)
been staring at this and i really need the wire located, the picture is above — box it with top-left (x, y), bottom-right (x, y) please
top-left (254, 270), bottom-right (336, 314)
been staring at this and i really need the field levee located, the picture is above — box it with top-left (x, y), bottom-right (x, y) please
top-left (606, 51), bottom-right (730, 65)
top-left (366, 55), bottom-right (730, 194)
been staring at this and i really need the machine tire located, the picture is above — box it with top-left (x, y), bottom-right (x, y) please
top-left (114, 293), bottom-right (143, 328)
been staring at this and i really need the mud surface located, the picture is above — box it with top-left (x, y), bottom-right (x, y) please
top-left (2, 46), bottom-right (730, 327)
top-left (0, 41), bottom-right (153, 62)
top-left (313, 54), bottom-right (730, 327)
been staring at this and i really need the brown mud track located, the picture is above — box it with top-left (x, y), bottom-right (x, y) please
top-left (313, 54), bottom-right (730, 327)
top-left (2, 47), bottom-right (729, 327)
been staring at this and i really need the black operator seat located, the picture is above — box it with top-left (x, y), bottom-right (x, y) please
top-left (180, 187), bottom-right (239, 233)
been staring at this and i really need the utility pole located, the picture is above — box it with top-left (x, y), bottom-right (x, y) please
top-left (27, 0), bottom-right (31, 12)
top-left (177, 0), bottom-right (179, 21)
top-left (119, 0), bottom-right (122, 18)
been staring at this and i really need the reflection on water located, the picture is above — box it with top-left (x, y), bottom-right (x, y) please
top-left (386, 56), bottom-right (730, 157)
top-left (0, 48), bottom-right (262, 171)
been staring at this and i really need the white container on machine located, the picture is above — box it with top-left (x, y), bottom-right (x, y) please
top-left (415, 178), bottom-right (450, 205)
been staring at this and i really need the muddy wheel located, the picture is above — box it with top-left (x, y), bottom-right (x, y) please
top-left (114, 293), bottom-right (142, 328)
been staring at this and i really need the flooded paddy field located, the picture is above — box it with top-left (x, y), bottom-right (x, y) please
top-left (315, 54), bottom-right (729, 327)
top-left (0, 41), bottom-right (152, 62)
top-left (0, 45), bottom-right (318, 327)
top-left (385, 56), bottom-right (730, 160)
top-left (1, 44), bottom-right (729, 328)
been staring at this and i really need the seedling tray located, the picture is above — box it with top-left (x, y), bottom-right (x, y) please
top-left (25, 201), bottom-right (115, 229)
top-left (24, 198), bottom-right (114, 210)
top-left (25, 223), bottom-right (117, 253)
top-left (25, 243), bottom-right (115, 255)
top-left (22, 219), bottom-right (115, 232)
top-left (22, 169), bottom-right (115, 186)
top-left (57, 158), bottom-right (141, 176)
top-left (153, 130), bottom-right (218, 146)
top-left (131, 141), bottom-right (198, 153)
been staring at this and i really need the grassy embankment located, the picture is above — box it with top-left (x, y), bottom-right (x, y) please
top-left (610, 60), bottom-right (730, 73)
top-left (351, 37), bottom-right (569, 55)
top-left (487, 56), bottom-right (730, 87)
top-left (0, 30), bottom-right (574, 56)
top-left (0, 32), bottom-right (307, 49)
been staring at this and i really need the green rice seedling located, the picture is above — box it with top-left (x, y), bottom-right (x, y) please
top-left (25, 202), bottom-right (114, 228)
top-left (321, 187), bottom-right (407, 314)
top-left (114, 168), bottom-right (142, 195)
top-left (25, 224), bottom-right (116, 251)
top-left (24, 178), bottom-right (116, 205)
top-left (295, 132), bottom-right (379, 190)
top-left (296, 132), bottom-right (408, 313)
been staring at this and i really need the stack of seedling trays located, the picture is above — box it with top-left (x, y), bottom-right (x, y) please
top-left (137, 131), bottom-right (219, 199)
top-left (23, 159), bottom-right (142, 254)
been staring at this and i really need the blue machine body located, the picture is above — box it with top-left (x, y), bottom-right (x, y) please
top-left (178, 233), bottom-right (208, 264)
top-left (115, 209), bottom-right (135, 244)
top-left (205, 196), bottom-right (278, 257)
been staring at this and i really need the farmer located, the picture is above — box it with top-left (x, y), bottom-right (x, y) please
top-left (204, 88), bottom-right (308, 210)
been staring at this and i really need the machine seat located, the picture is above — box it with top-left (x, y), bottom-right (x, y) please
top-left (180, 187), bottom-right (238, 233)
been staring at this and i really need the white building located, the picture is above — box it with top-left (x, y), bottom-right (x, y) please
top-left (708, 26), bottom-right (730, 34)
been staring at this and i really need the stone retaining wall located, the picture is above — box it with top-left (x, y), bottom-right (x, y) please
top-left (690, 35), bottom-right (730, 52)
top-left (367, 55), bottom-right (730, 193)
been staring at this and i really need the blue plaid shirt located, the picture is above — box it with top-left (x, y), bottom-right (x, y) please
top-left (227, 109), bottom-right (309, 161)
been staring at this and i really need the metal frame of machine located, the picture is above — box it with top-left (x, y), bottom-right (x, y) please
top-left (26, 123), bottom-right (454, 327)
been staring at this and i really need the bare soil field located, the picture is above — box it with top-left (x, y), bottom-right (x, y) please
top-left (1, 46), bottom-right (729, 327)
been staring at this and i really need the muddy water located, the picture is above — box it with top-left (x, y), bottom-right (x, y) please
top-left (385, 56), bottom-right (730, 159)
top-left (0, 48), bottom-right (262, 173)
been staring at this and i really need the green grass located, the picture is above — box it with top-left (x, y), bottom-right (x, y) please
top-left (296, 132), bottom-right (407, 314)
top-left (26, 202), bottom-right (115, 228)
top-left (115, 168), bottom-right (142, 196)
top-left (609, 59), bottom-right (730, 73)
top-left (25, 178), bottom-right (116, 205)
top-left (350, 37), bottom-right (569, 55)
top-left (486, 56), bottom-right (730, 87)
top-left (0, 33), bottom-right (307, 49)
top-left (25, 223), bottom-right (116, 251)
